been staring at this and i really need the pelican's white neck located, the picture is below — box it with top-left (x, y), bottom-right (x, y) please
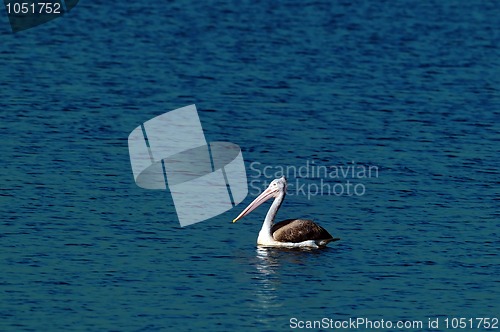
top-left (258, 190), bottom-right (285, 242)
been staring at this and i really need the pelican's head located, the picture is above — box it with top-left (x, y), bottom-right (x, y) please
top-left (269, 176), bottom-right (287, 193)
top-left (232, 176), bottom-right (287, 223)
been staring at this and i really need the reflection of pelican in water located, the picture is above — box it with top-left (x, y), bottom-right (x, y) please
top-left (233, 177), bottom-right (340, 248)
top-left (252, 248), bottom-right (282, 314)
top-left (255, 247), bottom-right (280, 276)
top-left (252, 247), bottom-right (334, 316)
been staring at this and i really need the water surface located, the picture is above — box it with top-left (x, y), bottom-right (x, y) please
top-left (1, 0), bottom-right (499, 330)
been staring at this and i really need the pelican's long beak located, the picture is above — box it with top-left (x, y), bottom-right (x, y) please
top-left (232, 187), bottom-right (276, 223)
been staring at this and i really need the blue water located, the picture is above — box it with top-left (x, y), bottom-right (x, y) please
top-left (1, 1), bottom-right (499, 331)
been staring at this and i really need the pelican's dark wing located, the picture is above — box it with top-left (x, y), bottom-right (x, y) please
top-left (271, 219), bottom-right (338, 244)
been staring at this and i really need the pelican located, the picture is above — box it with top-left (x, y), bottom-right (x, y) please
top-left (233, 176), bottom-right (339, 248)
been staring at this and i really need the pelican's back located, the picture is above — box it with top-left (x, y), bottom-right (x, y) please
top-left (271, 219), bottom-right (336, 244)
